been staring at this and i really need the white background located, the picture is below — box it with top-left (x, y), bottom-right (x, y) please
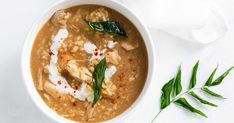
top-left (1, 0), bottom-right (234, 123)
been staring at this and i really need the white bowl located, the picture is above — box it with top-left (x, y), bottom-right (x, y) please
top-left (21, 0), bottom-right (156, 122)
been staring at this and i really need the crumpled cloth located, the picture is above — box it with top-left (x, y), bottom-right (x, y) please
top-left (119, 0), bottom-right (228, 44)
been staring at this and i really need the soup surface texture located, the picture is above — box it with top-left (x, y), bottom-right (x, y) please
top-left (31, 5), bottom-right (148, 122)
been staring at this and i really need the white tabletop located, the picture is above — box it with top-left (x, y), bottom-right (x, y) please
top-left (1, 0), bottom-right (234, 123)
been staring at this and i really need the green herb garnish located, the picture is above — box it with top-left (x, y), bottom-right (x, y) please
top-left (201, 87), bottom-right (226, 99)
top-left (85, 20), bottom-right (128, 37)
top-left (204, 65), bottom-right (218, 86)
top-left (175, 97), bottom-right (208, 118)
top-left (92, 58), bottom-right (107, 107)
top-left (152, 61), bottom-right (233, 123)
top-left (189, 61), bottom-right (199, 89)
top-left (209, 66), bottom-right (234, 86)
top-left (160, 78), bottom-right (174, 109)
top-left (189, 91), bottom-right (218, 107)
top-left (173, 66), bottom-right (182, 97)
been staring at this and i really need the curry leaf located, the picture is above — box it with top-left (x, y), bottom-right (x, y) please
top-left (160, 78), bottom-right (174, 110)
top-left (189, 61), bottom-right (199, 89)
top-left (152, 62), bottom-right (234, 122)
top-left (173, 65), bottom-right (182, 96)
top-left (92, 58), bottom-right (107, 107)
top-left (205, 66), bottom-right (218, 86)
top-left (174, 98), bottom-right (208, 118)
top-left (85, 20), bottom-right (128, 37)
top-left (210, 66), bottom-right (234, 86)
top-left (202, 87), bottom-right (226, 99)
top-left (189, 91), bottom-right (218, 107)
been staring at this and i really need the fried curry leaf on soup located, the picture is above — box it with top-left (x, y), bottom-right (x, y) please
top-left (92, 58), bottom-right (107, 107)
top-left (85, 20), bottom-right (128, 37)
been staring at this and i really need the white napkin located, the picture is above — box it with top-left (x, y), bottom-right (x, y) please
top-left (118, 0), bottom-right (228, 44)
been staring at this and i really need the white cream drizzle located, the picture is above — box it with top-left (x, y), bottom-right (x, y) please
top-left (48, 28), bottom-right (93, 102)
top-left (107, 40), bottom-right (117, 49)
top-left (84, 42), bottom-right (106, 61)
top-left (105, 66), bottom-right (117, 81)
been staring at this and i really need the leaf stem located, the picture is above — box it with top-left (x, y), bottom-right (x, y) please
top-left (171, 87), bottom-right (202, 102)
top-left (151, 86), bottom-right (206, 123)
top-left (151, 109), bottom-right (163, 123)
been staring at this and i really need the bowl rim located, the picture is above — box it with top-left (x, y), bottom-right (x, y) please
top-left (21, 0), bottom-right (156, 122)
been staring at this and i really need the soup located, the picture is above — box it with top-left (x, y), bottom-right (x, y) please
top-left (31, 5), bottom-right (148, 122)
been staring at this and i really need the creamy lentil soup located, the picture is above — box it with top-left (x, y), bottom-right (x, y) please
top-left (31, 5), bottom-right (148, 122)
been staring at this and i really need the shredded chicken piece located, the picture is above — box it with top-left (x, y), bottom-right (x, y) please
top-left (51, 10), bottom-right (71, 27)
top-left (43, 65), bottom-right (49, 74)
top-left (44, 82), bottom-right (69, 101)
top-left (106, 50), bottom-right (121, 65)
top-left (86, 104), bottom-right (96, 120)
top-left (86, 8), bottom-right (109, 22)
top-left (65, 60), bottom-right (92, 83)
top-left (37, 68), bottom-right (43, 91)
top-left (121, 42), bottom-right (139, 51)
top-left (43, 93), bottom-right (51, 101)
top-left (44, 82), bottom-right (59, 98)
top-left (88, 66), bottom-right (94, 73)
top-left (58, 53), bottom-right (73, 70)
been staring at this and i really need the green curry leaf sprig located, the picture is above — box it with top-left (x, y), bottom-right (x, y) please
top-left (152, 61), bottom-right (234, 123)
top-left (92, 57), bottom-right (107, 107)
top-left (85, 20), bottom-right (128, 37)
